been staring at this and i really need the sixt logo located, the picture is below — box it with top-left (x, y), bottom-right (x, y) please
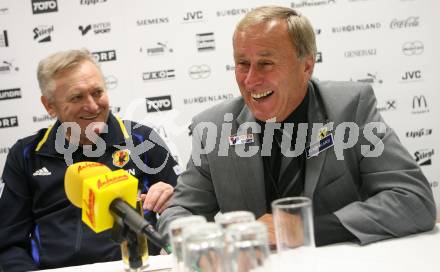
top-left (146, 95), bottom-right (172, 112)
top-left (406, 128), bottom-right (432, 138)
top-left (32, 0), bottom-right (58, 14)
top-left (414, 148), bottom-right (434, 166)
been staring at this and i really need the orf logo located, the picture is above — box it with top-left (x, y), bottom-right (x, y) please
top-left (146, 95), bottom-right (172, 112)
top-left (32, 0), bottom-right (58, 14)
top-left (112, 149), bottom-right (130, 167)
top-left (402, 41), bottom-right (424, 56)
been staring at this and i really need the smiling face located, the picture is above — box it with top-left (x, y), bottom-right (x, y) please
top-left (41, 60), bottom-right (109, 145)
top-left (233, 19), bottom-right (314, 122)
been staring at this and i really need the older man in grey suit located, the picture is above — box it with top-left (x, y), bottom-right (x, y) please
top-left (158, 6), bottom-right (435, 246)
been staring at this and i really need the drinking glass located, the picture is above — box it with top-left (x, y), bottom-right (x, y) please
top-left (182, 222), bottom-right (226, 272)
top-left (168, 215), bottom-right (207, 271)
top-left (225, 221), bottom-right (271, 272)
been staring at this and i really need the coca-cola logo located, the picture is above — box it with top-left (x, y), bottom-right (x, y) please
top-left (390, 16), bottom-right (419, 29)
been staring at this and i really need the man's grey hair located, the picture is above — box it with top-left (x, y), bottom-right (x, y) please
top-left (37, 49), bottom-right (102, 101)
top-left (234, 6), bottom-right (317, 59)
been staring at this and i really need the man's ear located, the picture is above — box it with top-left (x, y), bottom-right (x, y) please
top-left (303, 54), bottom-right (315, 78)
top-left (41, 96), bottom-right (57, 118)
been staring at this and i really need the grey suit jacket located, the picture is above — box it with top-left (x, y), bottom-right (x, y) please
top-left (158, 79), bottom-right (436, 245)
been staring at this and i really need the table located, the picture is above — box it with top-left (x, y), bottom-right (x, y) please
top-left (39, 225), bottom-right (440, 271)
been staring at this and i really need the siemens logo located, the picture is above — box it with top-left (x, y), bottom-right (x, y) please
top-left (32, 0), bottom-right (58, 14)
top-left (146, 96), bottom-right (172, 112)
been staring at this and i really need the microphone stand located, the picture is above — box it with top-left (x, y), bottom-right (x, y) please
top-left (111, 217), bottom-right (143, 270)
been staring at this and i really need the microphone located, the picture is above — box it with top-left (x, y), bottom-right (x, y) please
top-left (64, 161), bottom-right (168, 250)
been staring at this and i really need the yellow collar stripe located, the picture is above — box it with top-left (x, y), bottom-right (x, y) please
top-left (35, 125), bottom-right (53, 152)
top-left (116, 116), bottom-right (129, 139)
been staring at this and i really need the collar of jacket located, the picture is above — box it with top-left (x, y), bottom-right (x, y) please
top-left (34, 112), bottom-right (129, 156)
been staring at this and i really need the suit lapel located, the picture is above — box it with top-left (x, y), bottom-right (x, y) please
top-left (231, 106), bottom-right (266, 217)
top-left (304, 81), bottom-right (332, 198)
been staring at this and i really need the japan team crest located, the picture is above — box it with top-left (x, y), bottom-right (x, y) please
top-left (112, 149), bottom-right (130, 167)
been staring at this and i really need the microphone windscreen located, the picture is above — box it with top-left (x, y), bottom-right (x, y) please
top-left (64, 162), bottom-right (111, 207)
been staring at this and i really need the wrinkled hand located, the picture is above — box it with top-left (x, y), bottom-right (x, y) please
top-left (140, 181), bottom-right (174, 214)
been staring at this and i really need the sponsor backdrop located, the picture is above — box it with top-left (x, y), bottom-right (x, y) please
top-left (1, 0), bottom-right (439, 217)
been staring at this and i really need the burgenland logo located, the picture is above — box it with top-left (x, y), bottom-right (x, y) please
top-left (406, 128), bottom-right (432, 138)
top-left (33, 25), bottom-right (54, 43)
top-left (402, 41), bottom-right (423, 56)
top-left (351, 73), bottom-right (383, 84)
top-left (142, 69), bottom-right (175, 82)
top-left (80, 0), bottom-right (107, 5)
top-left (0, 116), bottom-right (18, 129)
top-left (414, 148), bottom-right (434, 166)
top-left (0, 60), bottom-right (19, 74)
top-left (33, 113), bottom-right (56, 123)
top-left (411, 95), bottom-right (429, 114)
top-left (146, 95), bottom-right (172, 113)
top-left (140, 42), bottom-right (173, 56)
top-left (390, 16), bottom-right (419, 29)
top-left (188, 65), bottom-right (211, 79)
top-left (104, 75), bottom-right (118, 90)
top-left (401, 70), bottom-right (422, 82)
top-left (291, 0), bottom-right (336, 8)
top-left (332, 22), bottom-right (381, 33)
top-left (32, 0), bottom-right (58, 14)
top-left (182, 11), bottom-right (204, 23)
top-left (0, 30), bottom-right (9, 47)
top-left (0, 88), bottom-right (21, 101)
top-left (344, 48), bottom-right (377, 58)
top-left (92, 50), bottom-right (116, 62)
top-left (216, 8), bottom-right (251, 17)
top-left (196, 32), bottom-right (215, 52)
top-left (78, 22), bottom-right (111, 35)
top-left (183, 93), bottom-right (234, 105)
top-left (377, 100), bottom-right (396, 112)
top-left (137, 17), bottom-right (169, 27)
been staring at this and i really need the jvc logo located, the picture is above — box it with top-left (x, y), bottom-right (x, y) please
top-left (146, 96), bottom-right (172, 112)
top-left (401, 70), bottom-right (421, 81)
top-left (92, 50), bottom-right (116, 62)
top-left (32, 0), bottom-right (58, 14)
top-left (183, 11), bottom-right (204, 23)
